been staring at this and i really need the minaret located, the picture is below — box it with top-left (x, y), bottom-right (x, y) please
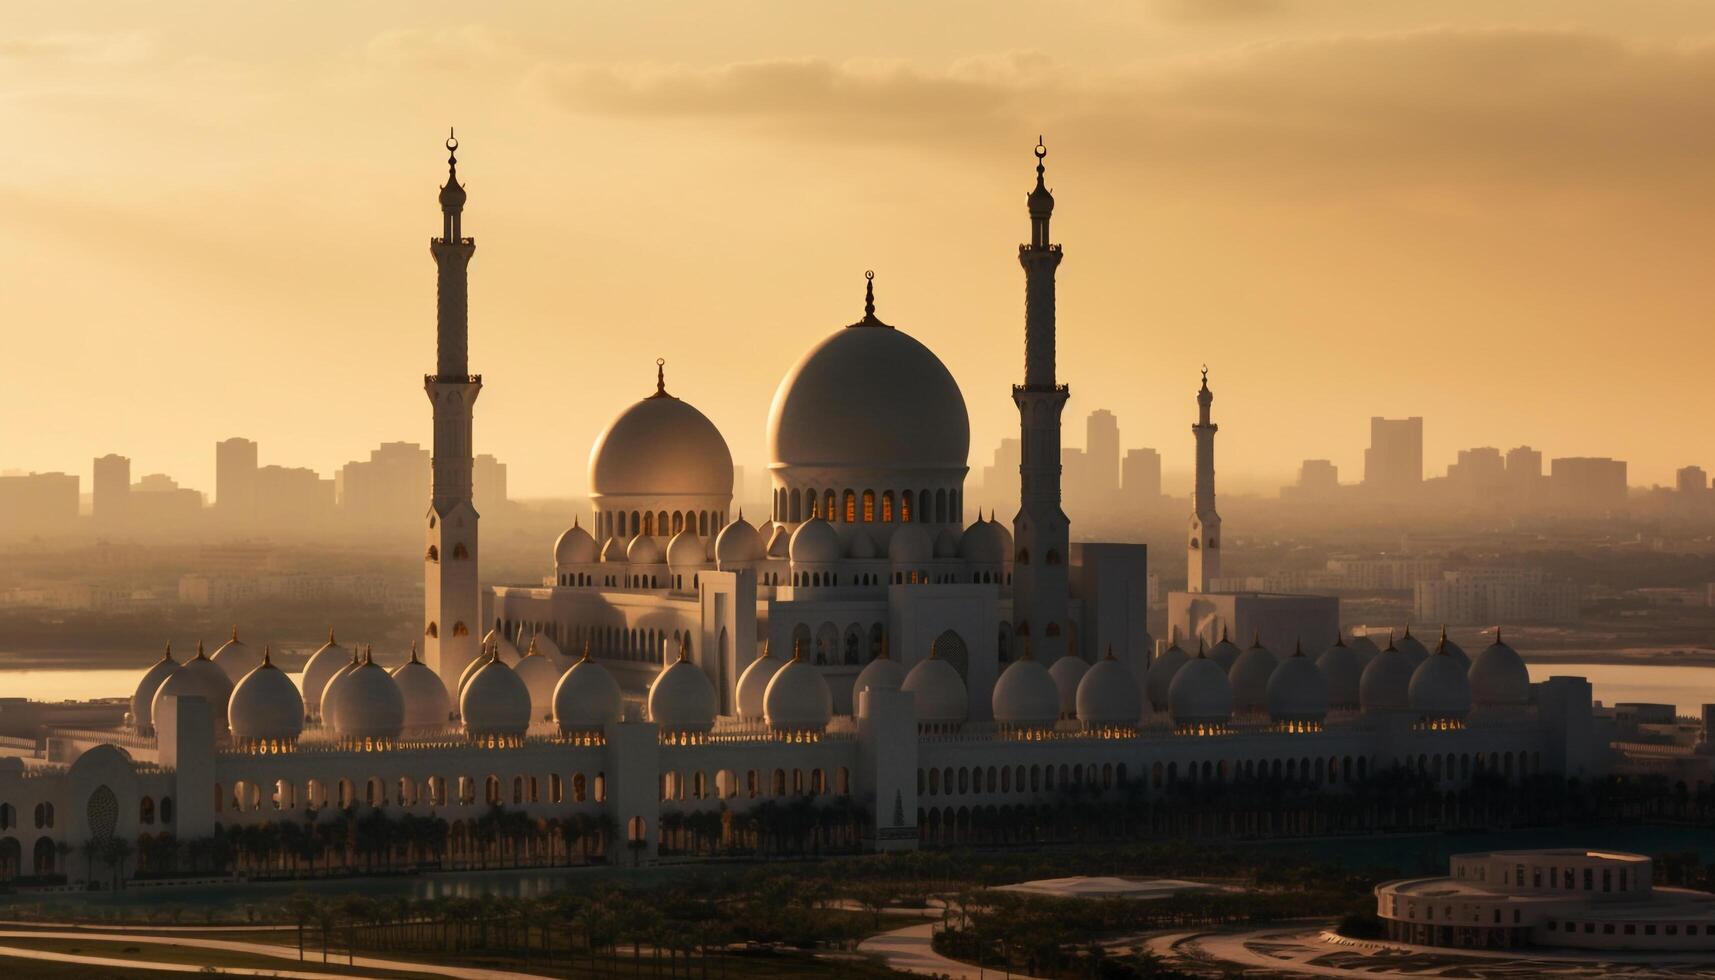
top-left (1188, 367), bottom-right (1221, 593)
top-left (423, 130), bottom-right (483, 689)
top-left (1011, 139), bottom-right (1072, 662)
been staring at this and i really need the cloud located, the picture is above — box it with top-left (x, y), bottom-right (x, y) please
top-left (0, 32), bottom-right (153, 65)
top-left (365, 24), bottom-right (523, 71)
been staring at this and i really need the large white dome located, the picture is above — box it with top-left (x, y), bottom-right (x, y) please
top-left (1228, 638), bottom-right (1278, 716)
top-left (1075, 652), bottom-right (1143, 729)
top-left (902, 655), bottom-right (968, 726)
top-left (766, 290), bottom-right (969, 474)
top-left (734, 644), bottom-right (783, 720)
top-left (300, 629), bottom-right (350, 720)
top-left (763, 654), bottom-right (834, 733)
top-left (181, 643), bottom-right (235, 726)
top-left (228, 650), bottom-right (305, 745)
top-left (1395, 627), bottom-right (1430, 666)
top-left (1408, 647), bottom-right (1472, 718)
top-left (589, 374), bottom-right (732, 499)
top-left (1047, 654), bottom-right (1088, 718)
top-left (319, 653), bottom-right (362, 731)
top-left (1208, 629), bottom-right (1243, 671)
top-left (555, 521), bottom-right (599, 565)
top-left (390, 649), bottom-right (452, 734)
top-left (327, 653), bottom-right (405, 743)
top-left (210, 627), bottom-right (261, 683)
top-left (1470, 631), bottom-right (1531, 706)
top-left (511, 646), bottom-right (560, 721)
top-left (1168, 653), bottom-right (1233, 727)
top-left (993, 656), bottom-right (1060, 729)
top-left (1359, 641), bottom-right (1415, 712)
top-left (647, 656), bottom-right (718, 733)
top-left (461, 655), bottom-right (533, 739)
top-left (1316, 636), bottom-right (1364, 709)
top-left (131, 644), bottom-right (180, 734)
top-left (853, 650), bottom-right (907, 709)
top-left (1146, 641), bottom-right (1190, 712)
top-left (1266, 644), bottom-right (1330, 724)
top-left (553, 653), bottom-right (622, 735)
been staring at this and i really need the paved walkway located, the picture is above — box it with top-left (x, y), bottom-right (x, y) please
top-left (0, 928), bottom-right (557, 980)
top-left (857, 920), bottom-right (1048, 980)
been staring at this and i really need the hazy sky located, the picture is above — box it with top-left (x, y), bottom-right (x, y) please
top-left (6, 1), bottom-right (1715, 499)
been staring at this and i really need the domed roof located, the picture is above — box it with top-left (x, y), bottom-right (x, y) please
top-left (552, 650), bottom-right (622, 734)
top-left (301, 629), bottom-right (350, 719)
top-left (889, 525), bottom-right (932, 564)
top-left (589, 363), bottom-right (733, 499)
top-left (1316, 635), bottom-right (1364, 708)
top-left (454, 649), bottom-right (490, 700)
top-left (390, 647), bottom-right (452, 733)
top-left (1146, 640), bottom-right (1190, 712)
top-left (1168, 650), bottom-right (1233, 726)
top-left (460, 652), bottom-right (532, 738)
top-left (131, 643), bottom-right (180, 733)
top-left (1208, 628), bottom-right (1242, 671)
top-left (666, 529), bottom-right (706, 568)
top-left (647, 651), bottom-right (718, 733)
top-left (319, 650), bottom-right (362, 730)
top-left (628, 534), bottom-right (663, 565)
top-left (1395, 626), bottom-right (1430, 665)
top-left (210, 626), bottom-right (262, 683)
top-left (1408, 645), bottom-right (1472, 717)
top-left (555, 520), bottom-right (599, 565)
top-left (902, 652), bottom-right (968, 726)
top-left (993, 654), bottom-right (1060, 729)
top-left (1229, 636), bottom-right (1279, 715)
top-left (847, 531), bottom-right (878, 560)
top-left (1359, 639), bottom-right (1415, 712)
top-left (228, 648), bottom-right (305, 743)
top-left (1435, 628), bottom-right (1471, 668)
top-left (1469, 630), bottom-right (1531, 706)
top-left (766, 281), bottom-right (969, 474)
top-left (527, 631), bottom-right (567, 670)
top-left (789, 518), bottom-right (840, 564)
top-left (512, 642), bottom-right (561, 721)
top-left (1348, 633), bottom-right (1382, 665)
top-left (1047, 654), bottom-right (1088, 718)
top-left (182, 642), bottom-right (235, 722)
top-left (151, 648), bottom-right (228, 733)
top-left (1266, 642), bottom-right (1330, 723)
top-left (853, 645), bottom-right (907, 707)
top-left (601, 536), bottom-right (628, 563)
top-left (960, 515), bottom-right (1011, 564)
top-left (734, 642), bottom-right (783, 719)
top-left (327, 650), bottom-right (405, 742)
top-left (934, 528), bottom-right (962, 558)
top-left (480, 627), bottom-right (521, 663)
top-left (1076, 650), bottom-right (1143, 728)
top-left (765, 523), bottom-right (790, 558)
top-left (764, 650), bottom-right (834, 732)
top-left (715, 514), bottom-right (764, 566)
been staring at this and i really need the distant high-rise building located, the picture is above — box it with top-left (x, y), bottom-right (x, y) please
top-left (1363, 417), bottom-right (1423, 495)
top-left (1086, 409), bottom-right (1119, 500)
top-left (1283, 458), bottom-right (1339, 500)
top-left (339, 442), bottom-right (430, 527)
top-left (255, 464), bottom-right (335, 527)
top-left (0, 472), bottom-right (79, 534)
top-left (129, 473), bottom-right (203, 527)
top-left (1447, 446), bottom-right (1506, 500)
top-left (1677, 465), bottom-right (1708, 495)
top-left (979, 438), bottom-right (1022, 511)
top-left (1060, 447), bottom-right (1087, 503)
top-left (474, 453), bottom-right (509, 516)
top-left (215, 437), bottom-right (259, 523)
top-left (1549, 457), bottom-right (1628, 513)
top-left (92, 454), bottom-right (131, 527)
top-left (1122, 447), bottom-right (1162, 499)
top-left (1504, 445), bottom-right (1544, 504)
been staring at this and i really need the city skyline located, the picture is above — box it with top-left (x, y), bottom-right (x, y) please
top-left (7, 3), bottom-right (1715, 497)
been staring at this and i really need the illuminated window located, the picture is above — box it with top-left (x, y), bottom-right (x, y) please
top-left (843, 491), bottom-right (856, 523)
top-left (862, 490), bottom-right (875, 522)
top-left (881, 491), bottom-right (894, 522)
top-left (824, 491), bottom-right (836, 521)
top-left (901, 491), bottom-right (913, 522)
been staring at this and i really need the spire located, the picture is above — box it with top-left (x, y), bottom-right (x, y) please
top-left (849, 270), bottom-right (891, 329)
top-left (790, 638), bottom-right (803, 662)
top-left (580, 638), bottom-right (592, 662)
top-left (1027, 137), bottom-right (1055, 247)
top-left (1292, 638), bottom-right (1304, 657)
top-left (195, 640), bottom-right (207, 661)
top-left (647, 357), bottom-right (675, 399)
top-left (438, 129), bottom-right (467, 228)
top-left (1104, 643), bottom-right (1116, 661)
top-left (410, 642), bottom-right (420, 664)
top-left (160, 641), bottom-right (174, 664)
top-left (262, 645), bottom-right (273, 668)
top-left (1196, 636), bottom-right (1207, 658)
top-left (1495, 627), bottom-right (1504, 646)
top-left (526, 634), bottom-right (539, 657)
top-left (678, 633), bottom-right (690, 662)
top-left (327, 626), bottom-right (336, 645)
top-left (231, 625), bottom-right (240, 642)
top-left (363, 645), bottom-right (374, 666)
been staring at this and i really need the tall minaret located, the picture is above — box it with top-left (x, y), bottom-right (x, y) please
top-left (423, 131), bottom-right (483, 689)
top-left (1187, 367), bottom-right (1220, 593)
top-left (1011, 139), bottom-right (1072, 662)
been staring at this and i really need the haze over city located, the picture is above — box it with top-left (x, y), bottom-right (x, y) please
top-left (7, 1), bottom-right (1715, 498)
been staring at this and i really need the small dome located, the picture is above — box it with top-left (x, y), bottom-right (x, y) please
top-left (555, 521), bottom-right (599, 565)
top-left (734, 643), bottom-right (783, 720)
top-left (1228, 637), bottom-right (1279, 716)
top-left (789, 518), bottom-right (840, 564)
top-left (1395, 627), bottom-right (1430, 665)
top-left (182, 643), bottom-right (236, 723)
top-left (1266, 643), bottom-right (1329, 723)
top-left (1047, 654), bottom-right (1088, 718)
top-left (647, 654), bottom-right (718, 733)
top-left (1348, 633), bottom-right (1382, 665)
top-left (151, 650), bottom-right (228, 734)
top-left (512, 645), bottom-right (561, 721)
top-left (1146, 641), bottom-right (1190, 712)
top-left (764, 651), bottom-right (834, 732)
top-left (228, 649), bottom-right (305, 744)
top-left (300, 629), bottom-right (350, 720)
top-left (589, 377), bottom-right (733, 499)
top-left (715, 514), bottom-right (764, 566)
top-left (319, 652), bottom-right (362, 730)
top-left (210, 627), bottom-right (262, 683)
top-left (994, 654), bottom-right (1061, 729)
top-left (601, 536), bottom-right (628, 563)
top-left (1436, 628), bottom-right (1471, 668)
top-left (1409, 646), bottom-right (1472, 718)
top-left (454, 650), bottom-right (490, 699)
top-left (390, 648), bottom-right (452, 733)
top-left (853, 648), bottom-right (907, 707)
top-left (480, 627), bottom-right (521, 663)
top-left (889, 525), bottom-right (932, 564)
top-left (1168, 651), bottom-right (1233, 727)
top-left (765, 523), bottom-right (790, 558)
top-left (527, 631), bottom-right (567, 670)
top-left (1208, 628), bottom-right (1242, 671)
top-left (960, 516), bottom-right (1011, 564)
top-left (460, 654), bottom-right (532, 738)
top-left (131, 644), bottom-right (180, 734)
top-left (1359, 639), bottom-right (1415, 712)
top-left (628, 534), bottom-right (663, 565)
top-left (328, 651), bottom-right (405, 742)
top-left (1469, 631), bottom-right (1531, 706)
top-left (666, 528), bottom-right (705, 568)
top-left (1076, 651), bottom-right (1143, 728)
top-left (902, 653), bottom-right (968, 726)
top-left (552, 652), bottom-right (622, 735)
top-left (1316, 635), bottom-right (1364, 708)
top-left (847, 531), bottom-right (878, 560)
top-left (933, 527), bottom-right (961, 558)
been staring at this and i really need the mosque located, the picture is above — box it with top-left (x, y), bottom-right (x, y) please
top-left (0, 136), bottom-right (1614, 881)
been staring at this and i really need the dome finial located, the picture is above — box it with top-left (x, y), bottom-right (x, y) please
top-left (791, 637), bottom-right (804, 662)
top-left (648, 357), bottom-right (674, 399)
top-left (1197, 635), bottom-right (1206, 657)
top-left (850, 270), bottom-right (891, 328)
top-left (580, 638), bottom-right (592, 662)
top-left (195, 640), bottom-right (206, 660)
top-left (678, 633), bottom-right (691, 663)
top-left (161, 640), bottom-right (174, 663)
top-left (231, 625), bottom-right (239, 642)
top-left (1105, 643), bottom-right (1116, 661)
top-left (262, 645), bottom-right (273, 668)
top-left (410, 642), bottom-right (420, 664)
top-left (327, 626), bottom-right (336, 644)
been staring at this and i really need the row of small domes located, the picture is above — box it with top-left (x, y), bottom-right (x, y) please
top-left (556, 514), bottom-right (1014, 571)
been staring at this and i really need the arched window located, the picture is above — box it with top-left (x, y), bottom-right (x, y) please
top-left (934, 489), bottom-right (947, 523)
top-left (901, 490), bottom-right (913, 522)
top-left (452, 621), bottom-right (469, 637)
top-left (139, 797), bottom-right (155, 825)
top-left (862, 490), bottom-right (875, 522)
top-left (824, 491), bottom-right (836, 521)
top-left (642, 512), bottom-right (654, 535)
top-left (790, 489), bottom-right (802, 522)
top-left (426, 545), bottom-right (439, 562)
top-left (452, 543), bottom-right (469, 560)
top-left (1046, 549), bottom-right (1062, 565)
top-left (1015, 548), bottom-right (1030, 564)
top-left (842, 490), bottom-right (856, 523)
top-left (426, 622), bottom-right (439, 638)
top-left (881, 491), bottom-right (894, 522)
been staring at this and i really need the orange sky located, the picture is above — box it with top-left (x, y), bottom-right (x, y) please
top-left (5, 1), bottom-right (1715, 499)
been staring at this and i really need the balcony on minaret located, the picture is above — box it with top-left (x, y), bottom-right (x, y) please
top-left (426, 373), bottom-right (482, 385)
